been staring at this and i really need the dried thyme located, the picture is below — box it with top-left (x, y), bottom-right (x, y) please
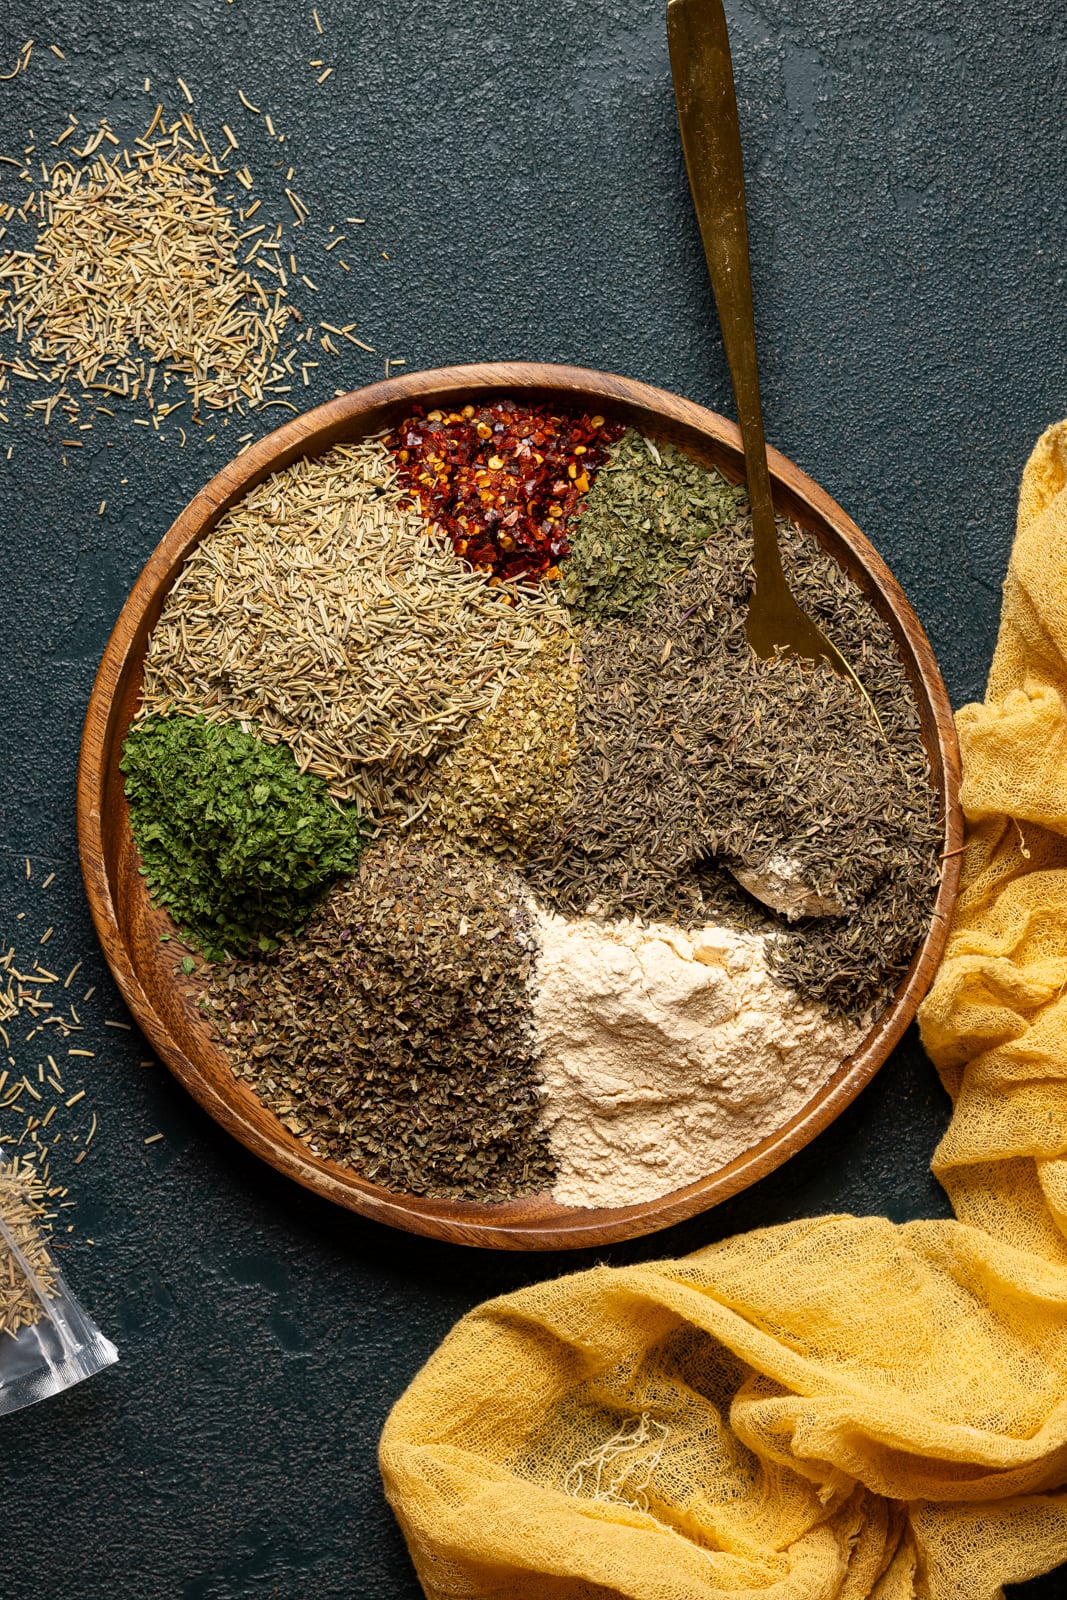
top-left (121, 714), bottom-right (368, 961)
top-left (559, 429), bottom-right (744, 622)
top-left (527, 503), bottom-right (941, 1018)
top-left (204, 837), bottom-right (554, 1200)
top-left (137, 437), bottom-right (573, 818)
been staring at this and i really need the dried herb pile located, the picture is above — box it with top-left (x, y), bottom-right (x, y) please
top-left (527, 503), bottom-right (941, 1016)
top-left (138, 438), bottom-right (573, 818)
top-left (386, 401), bottom-right (623, 581)
top-left (0, 1160), bottom-right (58, 1339)
top-left (426, 635), bottom-right (580, 862)
top-left (560, 430), bottom-right (744, 621)
top-left (0, 113), bottom-right (320, 432)
top-left (204, 837), bottom-right (554, 1200)
top-left (122, 714), bottom-right (367, 961)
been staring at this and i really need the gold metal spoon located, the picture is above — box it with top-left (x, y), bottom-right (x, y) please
top-left (667, 0), bottom-right (849, 676)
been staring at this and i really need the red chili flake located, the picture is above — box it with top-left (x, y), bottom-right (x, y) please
top-left (385, 400), bottom-right (624, 582)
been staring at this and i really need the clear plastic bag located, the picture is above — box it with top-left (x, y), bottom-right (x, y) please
top-left (0, 1159), bottom-right (117, 1415)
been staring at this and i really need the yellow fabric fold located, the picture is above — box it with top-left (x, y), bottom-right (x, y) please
top-left (380, 421), bottom-right (1067, 1599)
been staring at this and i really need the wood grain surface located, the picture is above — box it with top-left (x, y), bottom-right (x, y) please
top-left (76, 362), bottom-right (963, 1250)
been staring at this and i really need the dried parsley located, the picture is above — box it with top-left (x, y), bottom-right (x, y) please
top-left (204, 836), bottom-right (554, 1201)
top-left (121, 714), bottom-right (369, 961)
top-left (559, 429), bottom-right (744, 622)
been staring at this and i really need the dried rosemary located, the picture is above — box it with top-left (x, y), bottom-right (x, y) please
top-left (138, 437), bottom-right (574, 818)
top-left (0, 113), bottom-right (303, 422)
top-left (0, 1161), bottom-right (58, 1339)
top-left (204, 837), bottom-right (554, 1200)
top-left (0, 886), bottom-right (101, 1198)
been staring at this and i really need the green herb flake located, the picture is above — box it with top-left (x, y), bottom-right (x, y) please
top-left (121, 714), bottom-right (370, 961)
top-left (559, 429), bottom-right (744, 623)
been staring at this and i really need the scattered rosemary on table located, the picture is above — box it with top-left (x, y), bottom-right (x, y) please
top-left (0, 102), bottom-right (372, 442)
top-left (1, 874), bottom-right (103, 1202)
top-left (1, 115), bottom-right (293, 427)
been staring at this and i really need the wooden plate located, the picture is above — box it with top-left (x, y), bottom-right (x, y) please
top-left (77, 362), bottom-right (962, 1250)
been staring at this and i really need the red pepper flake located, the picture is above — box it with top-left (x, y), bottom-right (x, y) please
top-left (385, 400), bottom-right (624, 581)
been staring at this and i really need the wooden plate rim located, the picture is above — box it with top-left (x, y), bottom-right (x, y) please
top-left (77, 361), bottom-right (963, 1251)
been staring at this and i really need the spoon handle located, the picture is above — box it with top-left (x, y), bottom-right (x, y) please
top-left (666, 0), bottom-right (785, 595)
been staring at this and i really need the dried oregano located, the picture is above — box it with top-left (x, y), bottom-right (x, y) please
top-left (559, 429), bottom-right (744, 622)
top-left (122, 714), bottom-right (368, 961)
top-left (426, 635), bottom-right (580, 862)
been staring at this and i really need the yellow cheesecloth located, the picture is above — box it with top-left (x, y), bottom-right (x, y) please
top-left (379, 421), bottom-right (1067, 1599)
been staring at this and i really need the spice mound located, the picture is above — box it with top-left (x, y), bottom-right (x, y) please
top-left (532, 911), bottom-right (863, 1209)
top-left (425, 634), bottom-right (580, 863)
top-left (0, 114), bottom-right (309, 426)
top-left (560, 430), bottom-right (744, 621)
top-left (122, 714), bottom-right (367, 961)
top-left (386, 401), bottom-right (624, 581)
top-left (204, 838), bottom-right (555, 1201)
top-left (527, 484), bottom-right (941, 1017)
top-left (137, 437), bottom-right (572, 818)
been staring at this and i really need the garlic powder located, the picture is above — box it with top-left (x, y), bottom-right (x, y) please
top-left (532, 910), bottom-right (864, 1210)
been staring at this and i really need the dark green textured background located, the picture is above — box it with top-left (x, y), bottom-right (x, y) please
top-left (0, 1), bottom-right (1064, 1594)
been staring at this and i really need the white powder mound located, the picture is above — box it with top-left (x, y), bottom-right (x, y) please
top-left (532, 910), bottom-right (865, 1210)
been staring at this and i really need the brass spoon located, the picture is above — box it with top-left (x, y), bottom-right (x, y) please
top-left (667, 0), bottom-right (849, 676)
